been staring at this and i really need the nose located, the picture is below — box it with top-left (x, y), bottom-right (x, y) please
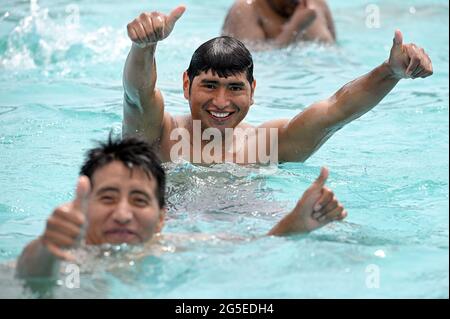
top-left (112, 199), bottom-right (133, 225)
top-left (212, 87), bottom-right (230, 109)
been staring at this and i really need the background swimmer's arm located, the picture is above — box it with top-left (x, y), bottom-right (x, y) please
top-left (269, 167), bottom-right (347, 236)
top-left (122, 7), bottom-right (185, 143)
top-left (273, 1), bottom-right (317, 48)
top-left (320, 0), bottom-right (336, 40)
top-left (275, 30), bottom-right (433, 162)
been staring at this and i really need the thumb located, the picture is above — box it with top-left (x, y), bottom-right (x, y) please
top-left (313, 167), bottom-right (329, 188)
top-left (72, 176), bottom-right (90, 214)
top-left (167, 5), bottom-right (186, 26)
top-left (391, 29), bottom-right (403, 50)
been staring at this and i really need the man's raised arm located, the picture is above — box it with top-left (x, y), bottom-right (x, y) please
top-left (275, 30), bottom-right (433, 162)
top-left (122, 6), bottom-right (185, 142)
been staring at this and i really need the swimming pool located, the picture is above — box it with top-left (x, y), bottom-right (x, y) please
top-left (0, 0), bottom-right (448, 298)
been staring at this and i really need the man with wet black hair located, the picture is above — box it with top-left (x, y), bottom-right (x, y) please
top-left (16, 136), bottom-right (346, 279)
top-left (222, 0), bottom-right (336, 47)
top-left (123, 6), bottom-right (432, 165)
top-left (16, 136), bottom-right (167, 278)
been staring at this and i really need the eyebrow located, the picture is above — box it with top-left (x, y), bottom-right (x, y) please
top-left (228, 82), bottom-right (245, 87)
top-left (200, 79), bottom-right (245, 87)
top-left (96, 187), bottom-right (152, 200)
top-left (200, 79), bottom-right (219, 85)
top-left (96, 187), bottom-right (120, 195)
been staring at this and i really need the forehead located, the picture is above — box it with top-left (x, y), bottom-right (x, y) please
top-left (193, 69), bottom-right (249, 84)
top-left (91, 161), bottom-right (157, 193)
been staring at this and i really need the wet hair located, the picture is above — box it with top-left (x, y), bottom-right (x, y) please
top-left (80, 135), bottom-right (166, 208)
top-left (186, 36), bottom-right (254, 88)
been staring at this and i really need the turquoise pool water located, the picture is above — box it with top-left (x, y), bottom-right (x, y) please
top-left (0, 0), bottom-right (448, 298)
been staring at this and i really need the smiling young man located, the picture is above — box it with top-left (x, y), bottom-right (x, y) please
top-left (222, 0), bottom-right (336, 47)
top-left (16, 137), bottom-right (346, 279)
top-left (123, 6), bottom-right (433, 165)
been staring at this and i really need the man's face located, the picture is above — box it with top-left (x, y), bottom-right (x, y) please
top-left (85, 161), bottom-right (165, 245)
top-left (183, 70), bottom-right (256, 132)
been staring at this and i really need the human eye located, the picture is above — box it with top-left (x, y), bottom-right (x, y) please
top-left (229, 84), bottom-right (245, 92)
top-left (132, 196), bottom-right (150, 207)
top-left (100, 194), bottom-right (116, 204)
top-left (202, 83), bottom-right (216, 90)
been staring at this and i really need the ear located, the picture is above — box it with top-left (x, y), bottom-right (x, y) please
top-left (183, 71), bottom-right (190, 100)
top-left (250, 80), bottom-right (256, 106)
top-left (156, 207), bottom-right (166, 233)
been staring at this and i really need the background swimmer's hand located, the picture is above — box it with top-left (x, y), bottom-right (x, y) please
top-left (387, 30), bottom-right (433, 79)
top-left (291, 0), bottom-right (316, 27)
top-left (40, 176), bottom-right (90, 261)
top-left (127, 5), bottom-right (186, 48)
top-left (268, 167), bottom-right (347, 236)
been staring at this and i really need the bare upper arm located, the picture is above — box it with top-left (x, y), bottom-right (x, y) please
top-left (260, 99), bottom-right (344, 162)
top-left (222, 0), bottom-right (265, 42)
top-left (123, 88), bottom-right (169, 144)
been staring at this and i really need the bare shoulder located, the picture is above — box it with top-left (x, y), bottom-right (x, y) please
top-left (228, 0), bottom-right (258, 17)
top-left (171, 114), bottom-right (192, 130)
top-left (238, 122), bottom-right (256, 129)
top-left (311, 0), bottom-right (330, 10)
top-left (258, 118), bottom-right (290, 130)
top-left (311, 0), bottom-right (334, 19)
top-left (223, 0), bottom-right (259, 30)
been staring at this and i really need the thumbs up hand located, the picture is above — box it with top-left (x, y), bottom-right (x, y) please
top-left (269, 167), bottom-right (347, 236)
top-left (290, 167), bottom-right (347, 233)
top-left (40, 176), bottom-right (90, 261)
top-left (387, 30), bottom-right (433, 80)
top-left (127, 6), bottom-right (186, 48)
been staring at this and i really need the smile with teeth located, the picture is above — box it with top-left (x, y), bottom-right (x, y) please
top-left (208, 111), bottom-right (235, 120)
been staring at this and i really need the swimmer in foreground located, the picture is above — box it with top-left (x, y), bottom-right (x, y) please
top-left (123, 6), bottom-right (433, 165)
top-left (16, 137), bottom-right (346, 279)
top-left (222, 0), bottom-right (336, 48)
